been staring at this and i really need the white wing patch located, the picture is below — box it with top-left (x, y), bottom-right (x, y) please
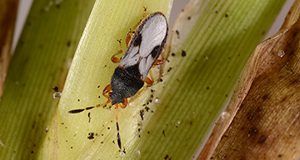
top-left (120, 12), bottom-right (168, 80)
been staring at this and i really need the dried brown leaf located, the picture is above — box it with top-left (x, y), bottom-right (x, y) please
top-left (0, 0), bottom-right (18, 96)
top-left (200, 0), bottom-right (300, 159)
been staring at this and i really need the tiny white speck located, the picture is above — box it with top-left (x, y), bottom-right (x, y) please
top-left (66, 58), bottom-right (73, 69)
top-left (176, 120), bottom-right (181, 125)
top-left (54, 0), bottom-right (63, 5)
top-left (43, 0), bottom-right (54, 12)
top-left (221, 112), bottom-right (230, 120)
top-left (154, 98), bottom-right (160, 103)
top-left (52, 92), bottom-right (61, 99)
top-left (136, 150), bottom-right (141, 156)
top-left (120, 151), bottom-right (126, 157)
top-left (277, 50), bottom-right (285, 58)
top-left (45, 127), bottom-right (49, 132)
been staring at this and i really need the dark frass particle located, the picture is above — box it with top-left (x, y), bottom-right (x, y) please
top-left (87, 132), bottom-right (94, 140)
top-left (171, 53), bottom-right (176, 57)
top-left (140, 110), bottom-right (145, 120)
top-left (88, 112), bottom-right (91, 123)
top-left (175, 30), bottom-right (180, 39)
top-left (181, 50), bottom-right (187, 57)
top-left (66, 40), bottom-right (71, 47)
top-left (225, 13), bottom-right (229, 18)
top-left (162, 130), bottom-right (166, 137)
top-left (187, 16), bottom-right (191, 20)
top-left (52, 86), bottom-right (59, 92)
top-left (145, 106), bottom-right (150, 112)
top-left (164, 154), bottom-right (172, 160)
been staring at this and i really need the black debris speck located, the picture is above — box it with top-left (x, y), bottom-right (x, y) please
top-left (145, 107), bottom-right (150, 112)
top-left (88, 132), bottom-right (94, 140)
top-left (53, 86), bottom-right (59, 92)
top-left (66, 40), bottom-right (71, 47)
top-left (171, 53), bottom-right (176, 57)
top-left (164, 154), bottom-right (172, 160)
top-left (140, 110), bottom-right (145, 120)
top-left (175, 30), bottom-right (180, 39)
top-left (225, 13), bottom-right (229, 18)
top-left (181, 50), bottom-right (187, 57)
top-left (187, 16), bottom-right (191, 20)
top-left (88, 112), bottom-right (91, 123)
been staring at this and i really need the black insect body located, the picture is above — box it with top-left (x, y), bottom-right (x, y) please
top-left (68, 12), bottom-right (169, 151)
top-left (104, 12), bottom-right (169, 107)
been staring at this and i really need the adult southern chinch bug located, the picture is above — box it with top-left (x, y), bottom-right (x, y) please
top-left (102, 12), bottom-right (168, 108)
top-left (68, 12), bottom-right (168, 151)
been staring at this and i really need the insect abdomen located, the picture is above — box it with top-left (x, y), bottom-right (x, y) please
top-left (110, 65), bottom-right (144, 104)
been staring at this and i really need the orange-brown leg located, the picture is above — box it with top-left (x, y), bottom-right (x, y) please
top-left (125, 29), bottom-right (135, 47)
top-left (153, 58), bottom-right (165, 65)
top-left (111, 39), bottom-right (124, 63)
top-left (119, 98), bottom-right (128, 108)
top-left (111, 52), bottom-right (122, 63)
top-left (102, 84), bottom-right (112, 103)
top-left (145, 76), bottom-right (154, 87)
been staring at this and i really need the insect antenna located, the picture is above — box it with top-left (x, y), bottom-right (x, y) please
top-left (115, 106), bottom-right (123, 151)
top-left (68, 103), bottom-right (105, 114)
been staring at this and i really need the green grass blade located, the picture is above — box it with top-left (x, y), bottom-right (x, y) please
top-left (0, 0), bottom-right (95, 159)
top-left (41, 0), bottom-right (285, 159)
top-left (158, 0), bottom-right (286, 159)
